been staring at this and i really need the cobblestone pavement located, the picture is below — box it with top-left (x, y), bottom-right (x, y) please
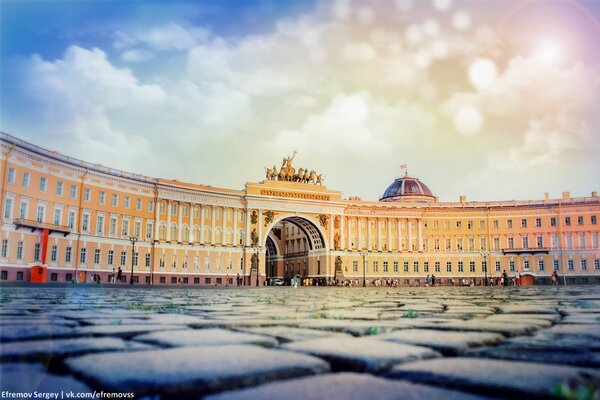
top-left (1, 284), bottom-right (599, 400)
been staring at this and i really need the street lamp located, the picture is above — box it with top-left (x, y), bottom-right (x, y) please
top-left (480, 250), bottom-right (489, 286)
top-left (129, 235), bottom-right (138, 285)
top-left (360, 251), bottom-right (367, 287)
top-left (252, 247), bottom-right (262, 286)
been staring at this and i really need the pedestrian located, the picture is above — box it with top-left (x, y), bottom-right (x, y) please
top-left (425, 274), bottom-right (431, 287)
top-left (116, 267), bottom-right (123, 283)
top-left (516, 272), bottom-right (521, 286)
top-left (431, 274), bottom-right (436, 286)
top-left (236, 273), bottom-right (240, 286)
top-left (111, 267), bottom-right (115, 283)
top-left (502, 270), bottom-right (508, 287)
top-left (552, 270), bottom-right (559, 286)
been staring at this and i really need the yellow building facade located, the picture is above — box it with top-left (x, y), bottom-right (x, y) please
top-left (1, 132), bottom-right (599, 286)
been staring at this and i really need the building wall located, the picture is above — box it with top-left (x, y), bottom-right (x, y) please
top-left (1, 133), bottom-right (599, 286)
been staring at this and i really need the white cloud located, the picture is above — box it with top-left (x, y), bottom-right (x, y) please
top-left (121, 49), bottom-right (154, 63)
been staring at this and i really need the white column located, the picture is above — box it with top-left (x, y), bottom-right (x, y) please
top-left (188, 203), bottom-right (194, 242)
top-left (407, 219), bottom-right (412, 252)
top-left (387, 218), bottom-right (392, 251)
top-left (397, 218), bottom-right (401, 252)
top-left (377, 219), bottom-right (382, 251)
top-left (257, 209), bottom-right (263, 246)
top-left (347, 217), bottom-right (352, 250)
top-left (418, 219), bottom-right (423, 252)
top-left (233, 208), bottom-right (238, 246)
top-left (341, 216), bottom-right (345, 250)
top-left (154, 199), bottom-right (160, 240)
top-left (222, 207), bottom-right (227, 246)
top-left (245, 209), bottom-right (251, 246)
top-left (329, 215), bottom-right (334, 251)
top-left (358, 218), bottom-right (363, 251)
top-left (199, 205), bottom-right (205, 244)
top-left (166, 201), bottom-right (172, 242)
top-left (211, 205), bottom-right (216, 244)
top-left (177, 201), bottom-right (183, 242)
top-left (367, 218), bottom-right (372, 250)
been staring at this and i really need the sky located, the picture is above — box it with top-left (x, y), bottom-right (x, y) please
top-left (1, 0), bottom-right (599, 202)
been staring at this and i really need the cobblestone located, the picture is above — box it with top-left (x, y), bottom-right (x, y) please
top-left (1, 284), bottom-right (599, 399)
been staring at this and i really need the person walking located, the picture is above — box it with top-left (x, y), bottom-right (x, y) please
top-left (552, 270), bottom-right (559, 286)
top-left (502, 270), bottom-right (508, 287)
top-left (425, 274), bottom-right (431, 287)
top-left (116, 267), bottom-right (123, 283)
top-left (431, 274), bottom-right (436, 286)
top-left (516, 272), bottom-right (521, 286)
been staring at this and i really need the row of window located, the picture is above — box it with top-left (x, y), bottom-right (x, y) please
top-left (348, 258), bottom-right (600, 273)
top-left (6, 168), bottom-right (154, 211)
top-left (158, 202), bottom-right (244, 222)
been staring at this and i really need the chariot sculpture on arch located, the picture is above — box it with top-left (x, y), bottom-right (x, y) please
top-left (264, 151), bottom-right (325, 185)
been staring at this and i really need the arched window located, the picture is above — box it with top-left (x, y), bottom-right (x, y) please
top-left (215, 227), bottom-right (222, 244)
top-left (170, 223), bottom-right (177, 241)
top-left (204, 227), bottom-right (211, 244)
top-left (238, 229), bottom-right (244, 245)
top-left (226, 229), bottom-right (233, 245)
top-left (159, 222), bottom-right (167, 241)
top-left (182, 224), bottom-right (190, 243)
top-left (193, 225), bottom-right (201, 243)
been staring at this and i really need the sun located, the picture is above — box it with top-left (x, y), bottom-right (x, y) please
top-left (536, 41), bottom-right (562, 64)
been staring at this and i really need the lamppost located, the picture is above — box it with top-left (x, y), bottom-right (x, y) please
top-left (129, 235), bottom-right (138, 285)
top-left (480, 250), bottom-right (489, 286)
top-left (360, 251), bottom-right (367, 287)
top-left (253, 246), bottom-right (261, 286)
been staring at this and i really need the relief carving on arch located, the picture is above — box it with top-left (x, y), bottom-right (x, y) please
top-left (250, 210), bottom-right (258, 225)
top-left (263, 210), bottom-right (275, 227)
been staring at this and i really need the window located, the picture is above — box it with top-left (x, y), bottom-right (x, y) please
top-left (446, 261), bottom-right (452, 272)
top-left (579, 233), bottom-right (586, 248)
top-left (553, 259), bottom-right (559, 271)
top-left (51, 245), bottom-right (57, 262)
top-left (538, 259), bottom-right (544, 271)
top-left (467, 237), bottom-right (474, 251)
top-left (7, 168), bottom-right (15, 183)
top-left (469, 261), bottom-right (475, 272)
top-left (66, 273), bottom-right (73, 282)
top-left (160, 202), bottom-right (166, 214)
top-left (56, 182), bottom-right (63, 196)
top-left (404, 261), bottom-right (409, 272)
top-left (122, 220), bottom-right (129, 236)
top-left (495, 260), bottom-right (501, 272)
top-left (445, 239), bottom-right (451, 251)
top-left (393, 261), bottom-right (398, 272)
top-left (551, 234), bottom-right (559, 248)
top-left (94, 249), bottom-right (101, 264)
top-left (22, 172), bottom-right (30, 187)
top-left (70, 185), bottom-right (77, 199)
top-left (372, 261), bottom-right (378, 272)
top-left (479, 220), bottom-right (485, 229)
top-left (537, 236), bottom-right (543, 248)
top-left (16, 271), bottom-right (23, 281)
top-left (521, 219), bottom-right (527, 228)
top-left (36, 204), bottom-right (45, 223)
top-left (110, 218), bottom-right (117, 235)
top-left (413, 261), bottom-right (419, 272)
top-left (34, 243), bottom-right (40, 261)
top-left (493, 237), bottom-right (500, 251)
top-left (111, 194), bottom-right (118, 207)
top-left (159, 276), bottom-right (166, 283)
top-left (456, 221), bottom-right (462, 228)
top-left (565, 217), bottom-right (571, 226)
top-left (566, 234), bottom-right (573, 249)
top-left (467, 221), bottom-right (473, 230)
top-left (50, 273), bottom-right (57, 282)
top-left (482, 260), bottom-right (487, 272)
top-left (133, 252), bottom-right (139, 267)
top-left (120, 251), bottom-right (127, 266)
top-left (435, 261), bottom-right (440, 272)
top-left (383, 261), bottom-right (388, 272)
top-left (458, 261), bottom-right (464, 272)
top-left (522, 236), bottom-right (529, 249)
top-left (507, 237), bottom-right (514, 249)
top-left (99, 191), bottom-right (106, 204)
top-left (171, 202), bottom-right (177, 214)
top-left (592, 216), bottom-right (597, 225)
top-left (19, 201), bottom-right (28, 219)
top-left (108, 250), bottom-right (114, 265)
top-left (509, 260), bottom-right (515, 272)
top-left (434, 238), bottom-right (440, 251)
top-left (68, 211), bottom-right (76, 229)
top-left (581, 259), bottom-right (587, 270)
top-left (205, 277), bottom-right (211, 284)
top-left (134, 221), bottom-right (141, 238)
top-left (82, 214), bottom-right (89, 232)
top-left (550, 217), bottom-right (557, 227)
top-left (595, 259), bottom-right (599, 270)
top-left (83, 188), bottom-right (91, 201)
top-left (148, 201), bottom-right (154, 213)
top-left (80, 248), bottom-right (87, 264)
top-left (507, 220), bottom-right (513, 229)
top-left (3, 198), bottom-right (13, 219)
top-left (535, 218), bottom-right (542, 227)
top-left (52, 208), bottom-right (62, 226)
top-left (568, 259), bottom-right (574, 271)
top-left (1, 239), bottom-right (8, 258)
top-left (194, 277), bottom-right (200, 284)
top-left (493, 220), bottom-right (499, 229)
top-left (65, 246), bottom-right (72, 263)
top-left (594, 233), bottom-right (599, 248)
top-left (456, 238), bottom-right (463, 251)
top-left (0, 271), bottom-right (6, 280)
top-left (424, 261), bottom-right (429, 272)
top-left (480, 237), bottom-right (486, 251)
top-left (145, 253), bottom-right (151, 267)
top-left (136, 198), bottom-right (142, 210)
top-left (124, 196), bottom-right (130, 208)
top-left (577, 216), bottom-right (584, 225)
top-left (39, 177), bottom-right (47, 192)
top-left (523, 259), bottom-right (530, 270)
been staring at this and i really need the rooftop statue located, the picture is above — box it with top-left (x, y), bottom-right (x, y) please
top-left (264, 151), bottom-right (324, 185)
